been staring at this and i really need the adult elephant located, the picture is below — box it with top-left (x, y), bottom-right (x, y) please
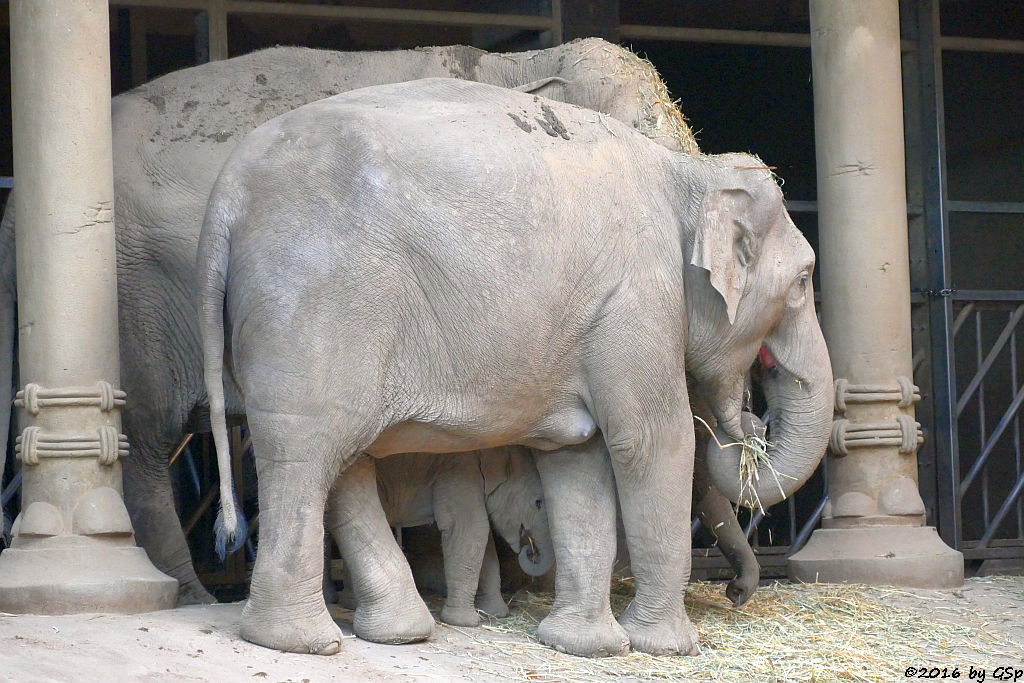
top-left (197, 79), bottom-right (833, 657)
top-left (0, 38), bottom-right (698, 604)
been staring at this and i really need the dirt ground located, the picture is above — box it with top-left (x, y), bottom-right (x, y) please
top-left (1, 577), bottom-right (1022, 682)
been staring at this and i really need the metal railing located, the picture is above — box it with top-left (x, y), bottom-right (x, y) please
top-left (952, 295), bottom-right (1024, 558)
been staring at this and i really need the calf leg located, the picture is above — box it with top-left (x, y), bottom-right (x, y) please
top-left (433, 468), bottom-right (490, 627)
top-left (475, 534), bottom-right (509, 618)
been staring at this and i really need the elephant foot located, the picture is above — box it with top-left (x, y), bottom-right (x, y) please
top-left (726, 575), bottom-right (757, 607)
top-left (475, 594), bottom-right (509, 619)
top-left (177, 581), bottom-right (217, 606)
top-left (537, 609), bottom-right (629, 657)
top-left (618, 602), bottom-right (700, 656)
top-left (440, 604), bottom-right (481, 627)
top-left (354, 590), bottom-right (434, 644)
top-left (240, 601), bottom-right (343, 655)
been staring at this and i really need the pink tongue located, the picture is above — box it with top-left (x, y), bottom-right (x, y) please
top-left (758, 346), bottom-right (777, 369)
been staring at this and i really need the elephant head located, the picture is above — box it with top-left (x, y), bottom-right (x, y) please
top-left (480, 447), bottom-right (555, 577)
top-left (681, 153), bottom-right (834, 509)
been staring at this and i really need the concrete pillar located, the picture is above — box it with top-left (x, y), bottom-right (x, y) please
top-left (788, 0), bottom-right (962, 588)
top-left (0, 0), bottom-right (177, 612)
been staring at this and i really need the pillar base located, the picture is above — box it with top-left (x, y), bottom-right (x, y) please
top-left (0, 541), bottom-right (178, 614)
top-left (787, 526), bottom-right (963, 588)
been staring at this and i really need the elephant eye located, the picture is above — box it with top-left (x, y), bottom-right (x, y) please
top-left (534, 498), bottom-right (543, 509)
top-left (788, 271), bottom-right (811, 308)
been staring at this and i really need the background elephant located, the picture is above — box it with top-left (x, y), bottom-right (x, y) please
top-left (335, 447), bottom-right (553, 627)
top-left (197, 79), bottom-right (832, 657)
top-left (0, 37), bottom-right (699, 604)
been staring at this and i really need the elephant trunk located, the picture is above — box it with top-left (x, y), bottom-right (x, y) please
top-left (707, 301), bottom-right (833, 509)
top-left (517, 524), bottom-right (555, 577)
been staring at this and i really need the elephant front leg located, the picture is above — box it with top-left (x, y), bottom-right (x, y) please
top-left (608, 412), bottom-right (701, 656)
top-left (433, 474), bottom-right (491, 627)
top-left (326, 455), bottom-right (434, 643)
top-left (475, 534), bottom-right (509, 618)
top-left (534, 441), bottom-right (628, 657)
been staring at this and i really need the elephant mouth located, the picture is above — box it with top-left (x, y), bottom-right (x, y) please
top-left (519, 524), bottom-right (538, 562)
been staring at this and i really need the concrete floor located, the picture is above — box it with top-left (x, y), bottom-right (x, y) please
top-left (1, 577), bottom-right (1022, 682)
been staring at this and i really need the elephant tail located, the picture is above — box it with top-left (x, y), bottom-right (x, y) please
top-left (197, 189), bottom-right (246, 561)
top-left (0, 199), bottom-right (16, 540)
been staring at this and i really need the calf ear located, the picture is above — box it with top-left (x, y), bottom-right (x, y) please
top-left (479, 450), bottom-right (513, 496)
top-left (690, 188), bottom-right (756, 325)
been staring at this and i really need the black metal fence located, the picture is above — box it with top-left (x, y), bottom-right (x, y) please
top-left (951, 295), bottom-right (1024, 559)
top-left (696, 0), bottom-right (1024, 576)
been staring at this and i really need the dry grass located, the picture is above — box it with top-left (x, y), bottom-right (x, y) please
top-left (695, 414), bottom-right (790, 513)
top-left (432, 579), bottom-right (1023, 682)
top-left (734, 431), bottom-right (791, 513)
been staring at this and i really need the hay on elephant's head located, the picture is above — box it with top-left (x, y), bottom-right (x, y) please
top-left (626, 53), bottom-right (700, 156)
top-left (596, 43), bottom-right (700, 155)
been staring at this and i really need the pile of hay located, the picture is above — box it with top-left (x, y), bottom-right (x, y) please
top-left (439, 579), bottom-right (1022, 682)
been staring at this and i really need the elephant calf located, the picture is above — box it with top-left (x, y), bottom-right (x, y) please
top-left (336, 448), bottom-right (553, 627)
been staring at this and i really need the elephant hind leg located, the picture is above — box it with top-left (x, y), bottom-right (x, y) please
top-left (241, 411), bottom-right (345, 655)
top-left (326, 455), bottom-right (434, 644)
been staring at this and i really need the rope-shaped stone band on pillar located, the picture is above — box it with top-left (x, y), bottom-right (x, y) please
top-left (829, 376), bottom-right (923, 457)
top-left (15, 426), bottom-right (129, 465)
top-left (829, 417), bottom-right (924, 456)
top-left (833, 376), bottom-right (921, 413)
top-left (14, 381), bottom-right (126, 415)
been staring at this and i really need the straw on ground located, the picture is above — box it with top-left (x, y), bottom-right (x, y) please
top-left (426, 579), bottom-right (1023, 682)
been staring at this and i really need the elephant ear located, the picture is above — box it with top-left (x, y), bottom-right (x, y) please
top-left (691, 188), bottom-right (757, 325)
top-left (479, 449), bottom-right (513, 496)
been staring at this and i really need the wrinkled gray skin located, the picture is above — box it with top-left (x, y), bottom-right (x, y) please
top-left (336, 447), bottom-right (553, 626)
top-left (0, 37), bottom-right (699, 604)
top-left (614, 407), bottom-right (760, 608)
top-left (198, 79), bottom-right (833, 657)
